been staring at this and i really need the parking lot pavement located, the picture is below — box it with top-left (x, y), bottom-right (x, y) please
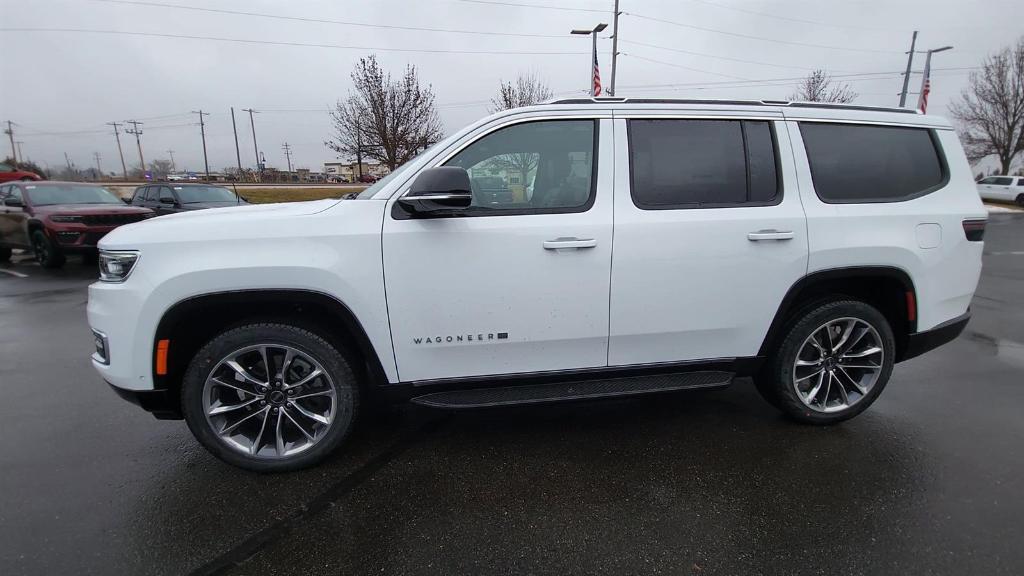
top-left (2, 216), bottom-right (1023, 576)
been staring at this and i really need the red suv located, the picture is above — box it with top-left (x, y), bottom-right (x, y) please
top-left (0, 162), bottom-right (42, 183)
top-left (0, 181), bottom-right (154, 268)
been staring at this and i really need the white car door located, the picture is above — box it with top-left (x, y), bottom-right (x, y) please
top-left (608, 114), bottom-right (808, 366)
top-left (383, 117), bottom-right (614, 382)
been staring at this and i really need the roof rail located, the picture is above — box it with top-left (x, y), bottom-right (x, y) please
top-left (544, 97), bottom-right (919, 115)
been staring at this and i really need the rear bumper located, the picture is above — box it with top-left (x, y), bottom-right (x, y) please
top-left (107, 382), bottom-right (182, 420)
top-left (900, 311), bottom-right (970, 362)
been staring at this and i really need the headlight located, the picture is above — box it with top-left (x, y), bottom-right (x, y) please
top-left (51, 215), bottom-right (82, 223)
top-left (98, 250), bottom-right (140, 282)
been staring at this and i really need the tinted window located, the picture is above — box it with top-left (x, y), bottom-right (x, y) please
top-left (989, 177), bottom-right (1014, 185)
top-left (23, 184), bottom-right (122, 206)
top-left (629, 119), bottom-right (778, 208)
top-left (800, 123), bottom-right (944, 203)
top-left (143, 186), bottom-right (158, 202)
top-left (444, 120), bottom-right (596, 213)
top-left (131, 187), bottom-right (146, 202)
top-left (174, 186), bottom-right (237, 203)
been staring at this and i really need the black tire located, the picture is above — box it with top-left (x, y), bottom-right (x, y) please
top-left (31, 230), bottom-right (65, 269)
top-left (762, 299), bottom-right (895, 425)
top-left (0, 246), bottom-right (11, 263)
top-left (81, 250), bottom-right (99, 265)
top-left (1015, 193), bottom-right (1024, 207)
top-left (20, 177), bottom-right (34, 181)
top-left (181, 323), bottom-right (359, 472)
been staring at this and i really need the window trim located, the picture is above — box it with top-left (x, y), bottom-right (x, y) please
top-left (391, 118), bottom-right (601, 220)
top-left (626, 118), bottom-right (784, 211)
top-left (798, 121), bottom-right (950, 205)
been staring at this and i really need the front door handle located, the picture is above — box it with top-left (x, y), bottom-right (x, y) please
top-left (748, 229), bottom-right (794, 241)
top-left (543, 237), bottom-right (597, 250)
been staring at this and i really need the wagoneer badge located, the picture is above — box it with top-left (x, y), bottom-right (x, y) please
top-left (414, 333), bottom-right (508, 344)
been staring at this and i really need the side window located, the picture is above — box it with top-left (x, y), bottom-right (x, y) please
top-left (0, 184), bottom-right (9, 199)
top-left (978, 177), bottom-right (996, 185)
top-left (143, 186), bottom-right (157, 202)
top-left (5, 187), bottom-right (23, 205)
top-left (991, 177), bottom-right (1014, 185)
top-left (159, 186), bottom-right (176, 203)
top-left (628, 119), bottom-right (779, 209)
top-left (1017, 178), bottom-right (1024, 187)
top-left (800, 122), bottom-right (945, 203)
top-left (131, 187), bottom-right (146, 202)
top-left (443, 120), bottom-right (597, 214)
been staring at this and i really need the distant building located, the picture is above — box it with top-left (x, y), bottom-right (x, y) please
top-left (324, 161), bottom-right (391, 182)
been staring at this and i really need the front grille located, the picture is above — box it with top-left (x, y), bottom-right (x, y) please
top-left (56, 231), bottom-right (82, 244)
top-left (81, 213), bottom-right (147, 226)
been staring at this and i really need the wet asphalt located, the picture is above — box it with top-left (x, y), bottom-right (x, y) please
top-left (1, 214), bottom-right (1023, 576)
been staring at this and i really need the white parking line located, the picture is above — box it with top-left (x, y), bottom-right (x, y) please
top-left (0, 268), bottom-right (29, 278)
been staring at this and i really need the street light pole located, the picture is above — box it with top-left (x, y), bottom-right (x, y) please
top-left (917, 46), bottom-right (953, 113)
top-left (571, 23), bottom-right (608, 97)
top-left (609, 0), bottom-right (621, 96)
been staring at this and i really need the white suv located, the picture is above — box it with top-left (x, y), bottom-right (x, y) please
top-left (976, 175), bottom-right (1024, 206)
top-left (88, 98), bottom-right (987, 471)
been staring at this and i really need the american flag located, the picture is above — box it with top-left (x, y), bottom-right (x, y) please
top-left (919, 76), bottom-right (931, 114)
top-left (593, 51), bottom-right (602, 97)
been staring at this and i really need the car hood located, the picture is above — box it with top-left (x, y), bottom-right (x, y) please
top-left (177, 201), bottom-right (250, 210)
top-left (32, 203), bottom-right (153, 215)
top-left (98, 198), bottom-right (343, 249)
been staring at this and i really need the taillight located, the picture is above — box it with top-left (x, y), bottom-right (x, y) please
top-left (962, 219), bottom-right (986, 242)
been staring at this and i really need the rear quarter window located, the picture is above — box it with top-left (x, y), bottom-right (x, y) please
top-left (800, 122), bottom-right (946, 203)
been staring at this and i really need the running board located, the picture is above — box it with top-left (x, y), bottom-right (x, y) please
top-left (409, 371), bottom-right (733, 409)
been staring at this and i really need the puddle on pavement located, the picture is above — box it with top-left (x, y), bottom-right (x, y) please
top-left (965, 331), bottom-right (1024, 370)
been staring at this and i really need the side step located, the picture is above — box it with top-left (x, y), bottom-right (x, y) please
top-left (409, 371), bottom-right (733, 409)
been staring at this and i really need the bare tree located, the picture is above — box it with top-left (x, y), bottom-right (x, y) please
top-left (148, 159), bottom-right (173, 179)
top-left (488, 72), bottom-right (554, 113)
top-left (949, 37), bottom-right (1024, 174)
top-left (789, 69), bottom-right (857, 103)
top-left (327, 55), bottom-right (444, 171)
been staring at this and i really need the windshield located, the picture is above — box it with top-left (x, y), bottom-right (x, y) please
top-left (354, 144), bottom-right (440, 199)
top-left (173, 185), bottom-right (239, 204)
top-left (24, 184), bottom-right (123, 206)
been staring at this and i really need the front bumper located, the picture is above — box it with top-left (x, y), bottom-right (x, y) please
top-left (46, 223), bottom-right (122, 250)
top-left (901, 311), bottom-right (970, 362)
top-left (107, 383), bottom-right (182, 420)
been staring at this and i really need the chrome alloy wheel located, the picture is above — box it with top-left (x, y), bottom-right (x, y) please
top-left (202, 344), bottom-right (338, 459)
top-left (792, 317), bottom-right (884, 413)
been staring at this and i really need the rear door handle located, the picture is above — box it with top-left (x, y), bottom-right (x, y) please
top-left (748, 229), bottom-right (794, 241)
top-left (543, 237), bottom-right (597, 250)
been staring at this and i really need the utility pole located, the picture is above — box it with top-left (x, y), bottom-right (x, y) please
top-left (107, 122), bottom-right (128, 180)
top-left (571, 23), bottom-right (608, 96)
top-left (125, 120), bottom-right (145, 178)
top-left (242, 108), bottom-right (260, 181)
top-left (282, 142), bottom-right (293, 173)
top-left (16, 141), bottom-right (25, 163)
top-left (64, 152), bottom-right (73, 173)
top-left (609, 0), bottom-right (621, 96)
top-left (192, 110), bottom-right (210, 181)
top-left (93, 152), bottom-right (103, 179)
top-left (4, 121), bottom-right (17, 167)
top-left (898, 30), bottom-right (918, 107)
top-left (167, 149), bottom-right (176, 173)
top-left (230, 107), bottom-right (243, 177)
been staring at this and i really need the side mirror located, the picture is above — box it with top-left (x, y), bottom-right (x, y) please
top-left (396, 167), bottom-right (473, 216)
top-left (5, 197), bottom-right (23, 208)
top-left (122, 197), bottom-right (131, 204)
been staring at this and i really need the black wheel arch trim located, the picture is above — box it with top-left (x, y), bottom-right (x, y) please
top-left (153, 288), bottom-right (390, 394)
top-left (758, 266), bottom-right (917, 359)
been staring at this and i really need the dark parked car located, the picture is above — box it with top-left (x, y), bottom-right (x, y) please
top-left (0, 181), bottom-right (153, 268)
top-left (131, 183), bottom-right (248, 215)
top-left (0, 162), bottom-right (42, 183)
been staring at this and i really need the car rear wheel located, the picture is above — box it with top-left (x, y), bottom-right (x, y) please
top-left (181, 323), bottom-right (359, 472)
top-left (1016, 193), bottom-right (1024, 207)
top-left (31, 230), bottom-right (65, 269)
top-left (761, 299), bottom-right (895, 425)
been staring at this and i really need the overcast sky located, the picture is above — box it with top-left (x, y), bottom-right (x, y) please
top-left (1, 0), bottom-right (1020, 175)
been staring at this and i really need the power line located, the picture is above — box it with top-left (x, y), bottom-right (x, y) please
top-left (617, 67), bottom-right (977, 92)
top-left (620, 40), bottom-right (832, 72)
top-left (623, 12), bottom-right (902, 54)
top-left (622, 53), bottom-right (751, 80)
top-left (456, 0), bottom-right (608, 13)
top-left (0, 28), bottom-right (588, 56)
top-left (678, 0), bottom-right (902, 32)
top-left (95, 0), bottom-right (570, 39)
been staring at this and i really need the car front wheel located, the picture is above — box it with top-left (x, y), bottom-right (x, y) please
top-left (181, 323), bottom-right (359, 472)
top-left (31, 230), bottom-right (65, 269)
top-left (760, 299), bottom-right (895, 425)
